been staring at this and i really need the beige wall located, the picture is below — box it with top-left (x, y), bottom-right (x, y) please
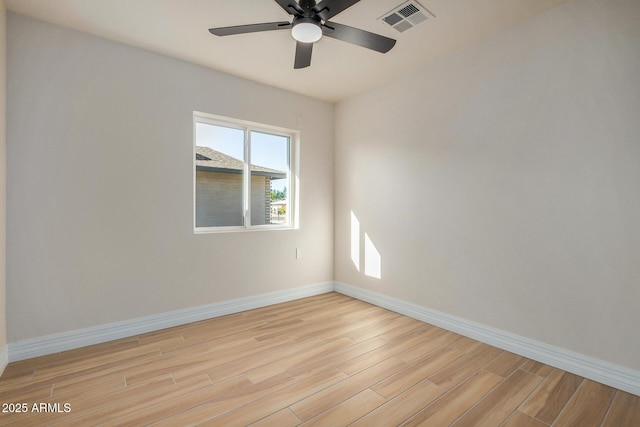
top-left (6, 14), bottom-right (334, 342)
top-left (0, 2), bottom-right (6, 370)
top-left (335, 0), bottom-right (640, 370)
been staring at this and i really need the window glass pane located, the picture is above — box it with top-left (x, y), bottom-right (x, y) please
top-left (250, 131), bottom-right (290, 225)
top-left (195, 122), bottom-right (245, 227)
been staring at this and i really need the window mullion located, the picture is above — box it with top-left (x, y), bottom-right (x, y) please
top-left (286, 137), bottom-right (292, 226)
top-left (243, 127), bottom-right (251, 228)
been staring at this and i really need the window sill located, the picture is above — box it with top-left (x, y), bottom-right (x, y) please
top-left (194, 225), bottom-right (296, 234)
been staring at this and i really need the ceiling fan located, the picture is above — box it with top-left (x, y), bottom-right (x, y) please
top-left (209, 0), bottom-right (396, 69)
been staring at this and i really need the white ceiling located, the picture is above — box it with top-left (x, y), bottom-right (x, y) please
top-left (4, 0), bottom-right (572, 102)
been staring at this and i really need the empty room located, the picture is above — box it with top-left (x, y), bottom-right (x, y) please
top-left (0, 0), bottom-right (639, 425)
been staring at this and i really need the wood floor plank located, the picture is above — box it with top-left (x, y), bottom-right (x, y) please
top-left (352, 380), bottom-right (445, 427)
top-left (0, 364), bottom-right (34, 381)
top-left (205, 338), bottom-right (322, 382)
top-left (254, 318), bottom-right (309, 341)
top-left (286, 337), bottom-right (387, 381)
top-left (205, 335), bottom-right (262, 354)
top-left (451, 369), bottom-right (542, 426)
top-left (0, 348), bottom-right (163, 403)
top-left (502, 411), bottom-right (548, 427)
top-left (0, 374), bottom-right (175, 427)
top-left (378, 316), bottom-right (430, 341)
top-left (248, 408), bottom-right (300, 427)
top-left (169, 337), bottom-right (285, 384)
top-left (337, 333), bottom-right (429, 376)
top-left (123, 347), bottom-right (220, 385)
top-left (449, 336), bottom-right (481, 353)
top-left (137, 329), bottom-right (183, 345)
top-left (52, 373), bottom-right (126, 398)
top-left (195, 368), bottom-right (348, 427)
top-left (300, 388), bottom-right (386, 426)
top-left (40, 350), bottom-right (164, 393)
top-left (602, 390), bottom-right (640, 427)
top-left (54, 336), bottom-right (141, 366)
top-left (342, 313), bottom-right (405, 343)
top-left (156, 337), bottom-right (210, 355)
top-left (483, 351), bottom-right (523, 377)
top-left (33, 345), bottom-right (162, 383)
top-left (137, 334), bottom-right (185, 350)
top-left (246, 337), bottom-right (356, 383)
top-left (56, 374), bottom-right (174, 415)
top-left (372, 348), bottom-right (463, 399)
top-left (521, 359), bottom-right (554, 377)
top-left (399, 331), bottom-right (463, 365)
top-left (1, 352), bottom-right (65, 376)
top-left (553, 379), bottom-right (616, 427)
top-left (170, 339), bottom-right (265, 382)
top-left (400, 369), bottom-right (503, 427)
top-left (0, 383), bottom-right (52, 402)
top-left (284, 316), bottom-right (346, 342)
top-left (32, 338), bottom-right (149, 378)
top-left (428, 343), bottom-right (502, 390)
top-left (290, 357), bottom-right (406, 421)
top-left (51, 375), bottom-right (215, 426)
top-left (0, 365), bottom-right (35, 381)
top-left (105, 373), bottom-right (295, 427)
top-left (418, 325), bottom-right (449, 339)
top-left (315, 307), bottom-right (396, 343)
top-left (519, 368), bottom-right (583, 424)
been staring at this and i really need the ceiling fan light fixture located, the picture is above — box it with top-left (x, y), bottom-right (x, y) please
top-left (291, 18), bottom-right (322, 43)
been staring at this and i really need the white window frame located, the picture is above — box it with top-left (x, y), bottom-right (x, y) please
top-left (193, 111), bottom-right (299, 233)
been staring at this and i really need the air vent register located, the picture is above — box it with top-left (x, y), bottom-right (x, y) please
top-left (380, 1), bottom-right (434, 33)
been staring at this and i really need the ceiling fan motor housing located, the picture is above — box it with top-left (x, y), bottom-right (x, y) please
top-left (299, 0), bottom-right (320, 15)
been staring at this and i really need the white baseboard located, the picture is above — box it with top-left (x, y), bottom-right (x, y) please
top-left (0, 346), bottom-right (8, 376)
top-left (7, 280), bottom-right (639, 397)
top-left (8, 282), bottom-right (334, 362)
top-left (334, 281), bottom-right (640, 397)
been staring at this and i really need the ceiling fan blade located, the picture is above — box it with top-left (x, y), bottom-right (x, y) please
top-left (294, 41), bottom-right (313, 69)
top-left (314, 0), bottom-right (360, 21)
top-left (273, 0), bottom-right (303, 15)
top-left (209, 22), bottom-right (292, 37)
top-left (322, 21), bottom-right (396, 53)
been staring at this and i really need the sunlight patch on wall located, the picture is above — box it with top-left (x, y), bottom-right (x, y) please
top-left (351, 210), bottom-right (382, 279)
top-left (364, 233), bottom-right (382, 279)
top-left (351, 211), bottom-right (360, 271)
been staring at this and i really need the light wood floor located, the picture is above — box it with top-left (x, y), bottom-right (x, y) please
top-left (1, 292), bottom-right (638, 426)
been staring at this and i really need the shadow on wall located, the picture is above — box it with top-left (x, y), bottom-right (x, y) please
top-left (351, 211), bottom-right (381, 279)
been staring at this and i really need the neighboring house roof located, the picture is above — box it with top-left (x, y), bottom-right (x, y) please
top-left (195, 146), bottom-right (286, 179)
